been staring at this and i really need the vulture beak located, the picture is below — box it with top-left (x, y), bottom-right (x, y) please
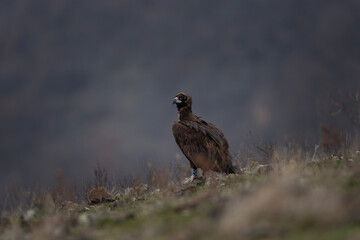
top-left (173, 97), bottom-right (182, 104)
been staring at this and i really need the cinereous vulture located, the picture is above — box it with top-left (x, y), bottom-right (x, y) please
top-left (172, 92), bottom-right (237, 182)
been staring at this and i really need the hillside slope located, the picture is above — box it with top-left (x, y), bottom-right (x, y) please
top-left (1, 151), bottom-right (360, 240)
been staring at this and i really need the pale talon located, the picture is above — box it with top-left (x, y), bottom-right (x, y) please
top-left (183, 175), bottom-right (195, 184)
top-left (189, 175), bottom-right (195, 182)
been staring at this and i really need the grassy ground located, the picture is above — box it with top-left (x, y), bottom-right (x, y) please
top-left (1, 149), bottom-right (360, 240)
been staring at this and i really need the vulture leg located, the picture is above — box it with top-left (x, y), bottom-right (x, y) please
top-left (183, 168), bottom-right (197, 183)
top-left (183, 168), bottom-right (205, 184)
top-left (190, 168), bottom-right (198, 183)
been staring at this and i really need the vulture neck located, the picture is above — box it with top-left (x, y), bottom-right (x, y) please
top-left (178, 106), bottom-right (194, 121)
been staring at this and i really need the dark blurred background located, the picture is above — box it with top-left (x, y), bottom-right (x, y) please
top-left (1, 0), bottom-right (360, 203)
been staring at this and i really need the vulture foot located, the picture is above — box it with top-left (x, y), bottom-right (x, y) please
top-left (182, 175), bottom-right (204, 184)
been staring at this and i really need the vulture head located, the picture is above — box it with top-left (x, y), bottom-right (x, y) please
top-left (173, 92), bottom-right (192, 111)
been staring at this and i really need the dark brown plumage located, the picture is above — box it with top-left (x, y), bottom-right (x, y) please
top-left (172, 92), bottom-right (236, 180)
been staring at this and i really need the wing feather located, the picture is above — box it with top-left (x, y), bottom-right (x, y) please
top-left (172, 118), bottom-right (235, 173)
top-left (181, 119), bottom-right (229, 149)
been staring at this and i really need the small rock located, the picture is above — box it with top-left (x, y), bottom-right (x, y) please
top-left (88, 187), bottom-right (110, 204)
top-left (152, 189), bottom-right (161, 195)
top-left (255, 164), bottom-right (273, 175)
top-left (124, 187), bottom-right (133, 196)
top-left (23, 209), bottom-right (36, 222)
top-left (60, 201), bottom-right (79, 211)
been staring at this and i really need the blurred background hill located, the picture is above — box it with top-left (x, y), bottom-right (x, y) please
top-left (1, 0), bottom-right (360, 203)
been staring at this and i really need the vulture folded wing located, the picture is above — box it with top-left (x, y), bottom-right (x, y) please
top-left (172, 119), bottom-right (234, 173)
top-left (172, 122), bottom-right (206, 169)
top-left (181, 120), bottom-right (229, 149)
